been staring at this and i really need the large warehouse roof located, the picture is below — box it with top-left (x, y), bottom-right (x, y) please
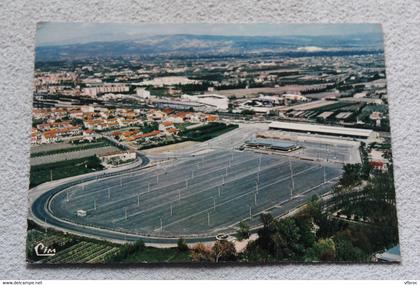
top-left (269, 121), bottom-right (373, 138)
top-left (245, 138), bottom-right (298, 151)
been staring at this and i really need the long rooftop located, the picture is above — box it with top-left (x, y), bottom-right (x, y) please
top-left (269, 121), bottom-right (373, 138)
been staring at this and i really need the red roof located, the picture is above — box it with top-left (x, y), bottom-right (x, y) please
top-left (162, 121), bottom-right (174, 127)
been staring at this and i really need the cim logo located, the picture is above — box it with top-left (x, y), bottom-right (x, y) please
top-left (34, 242), bottom-right (56, 257)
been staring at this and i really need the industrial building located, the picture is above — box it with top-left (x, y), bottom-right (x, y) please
top-left (244, 138), bottom-right (300, 152)
top-left (181, 94), bottom-right (229, 111)
top-left (268, 121), bottom-right (375, 141)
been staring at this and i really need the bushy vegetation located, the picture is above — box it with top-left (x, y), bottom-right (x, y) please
top-left (177, 237), bottom-right (189, 252)
top-left (191, 240), bottom-right (237, 263)
top-left (235, 221), bottom-right (250, 241)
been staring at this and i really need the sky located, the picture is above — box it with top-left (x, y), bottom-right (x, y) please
top-left (36, 22), bottom-right (383, 46)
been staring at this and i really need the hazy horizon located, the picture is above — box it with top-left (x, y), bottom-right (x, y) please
top-left (36, 22), bottom-right (383, 47)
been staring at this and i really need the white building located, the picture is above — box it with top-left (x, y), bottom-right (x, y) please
top-left (140, 76), bottom-right (198, 87)
top-left (282, 93), bottom-right (308, 102)
top-left (80, 105), bottom-right (94, 113)
top-left (99, 151), bottom-right (137, 166)
top-left (136, 87), bottom-right (151, 99)
top-left (268, 121), bottom-right (376, 141)
top-left (181, 94), bottom-right (229, 111)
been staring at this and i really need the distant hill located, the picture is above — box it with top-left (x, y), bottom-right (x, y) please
top-left (35, 33), bottom-right (384, 62)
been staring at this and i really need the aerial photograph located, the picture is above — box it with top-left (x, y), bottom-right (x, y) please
top-left (27, 23), bottom-right (400, 264)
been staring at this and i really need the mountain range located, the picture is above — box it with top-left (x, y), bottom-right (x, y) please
top-left (35, 33), bottom-right (384, 62)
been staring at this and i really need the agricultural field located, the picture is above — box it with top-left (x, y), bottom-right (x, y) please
top-left (180, 122), bottom-right (239, 142)
top-left (30, 145), bottom-right (120, 166)
top-left (26, 228), bottom-right (120, 264)
top-left (31, 139), bottom-right (111, 158)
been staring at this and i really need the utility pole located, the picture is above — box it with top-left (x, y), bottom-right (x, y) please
top-left (289, 158), bottom-right (295, 198)
top-left (148, 182), bottom-right (150, 192)
top-left (207, 212), bottom-right (210, 227)
top-left (254, 192), bottom-right (257, 206)
top-left (93, 199), bottom-right (96, 211)
top-left (213, 197), bottom-right (216, 211)
top-left (137, 194), bottom-right (140, 206)
top-left (249, 205), bottom-right (252, 221)
top-left (170, 204), bottom-right (173, 216)
top-left (256, 180), bottom-right (259, 193)
top-left (218, 186), bottom-right (221, 197)
top-left (160, 218), bottom-right (163, 232)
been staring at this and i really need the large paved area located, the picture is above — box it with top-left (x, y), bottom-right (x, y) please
top-left (30, 123), bottom-right (357, 243)
top-left (49, 149), bottom-right (343, 238)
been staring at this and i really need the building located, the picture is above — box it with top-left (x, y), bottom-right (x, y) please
top-left (159, 121), bottom-right (177, 134)
top-left (268, 121), bottom-right (375, 141)
top-left (374, 245), bottom-right (401, 263)
top-left (282, 93), bottom-right (308, 102)
top-left (99, 151), bottom-right (137, 166)
top-left (139, 76), bottom-right (197, 87)
top-left (245, 138), bottom-right (300, 151)
top-left (82, 84), bottom-right (129, 97)
top-left (77, 209), bottom-right (87, 217)
top-left (181, 94), bottom-right (229, 111)
top-left (136, 87), bottom-right (151, 99)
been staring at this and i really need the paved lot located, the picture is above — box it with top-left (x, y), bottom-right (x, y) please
top-left (49, 149), bottom-right (342, 238)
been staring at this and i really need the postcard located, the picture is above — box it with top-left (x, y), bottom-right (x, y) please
top-left (27, 23), bottom-right (400, 264)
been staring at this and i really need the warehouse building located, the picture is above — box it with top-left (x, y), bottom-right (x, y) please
top-left (245, 138), bottom-right (300, 152)
top-left (268, 121), bottom-right (375, 141)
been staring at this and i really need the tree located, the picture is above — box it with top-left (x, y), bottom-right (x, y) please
top-left (334, 238), bottom-right (367, 262)
top-left (191, 243), bottom-right (212, 262)
top-left (257, 213), bottom-right (276, 251)
top-left (339, 164), bottom-right (362, 187)
top-left (177, 237), bottom-right (189, 252)
top-left (304, 238), bottom-right (336, 262)
top-left (235, 221), bottom-right (250, 241)
top-left (212, 240), bottom-right (237, 262)
top-left (275, 218), bottom-right (302, 257)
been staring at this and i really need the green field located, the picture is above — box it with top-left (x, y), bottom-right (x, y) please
top-left (181, 122), bottom-right (238, 142)
top-left (31, 140), bottom-right (111, 158)
top-left (30, 156), bottom-right (104, 188)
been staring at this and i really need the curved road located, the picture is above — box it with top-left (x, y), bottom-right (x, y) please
top-left (29, 151), bottom-right (217, 245)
